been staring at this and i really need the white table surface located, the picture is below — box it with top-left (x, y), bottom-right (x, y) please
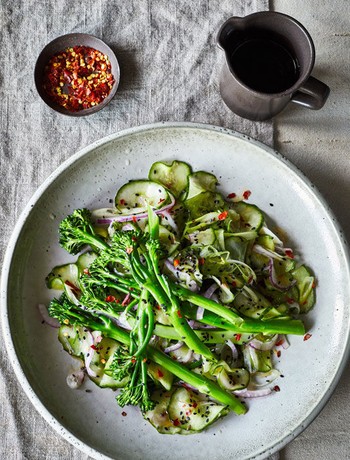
top-left (272, 1), bottom-right (350, 458)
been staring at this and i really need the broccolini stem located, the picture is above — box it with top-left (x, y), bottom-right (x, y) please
top-left (171, 282), bottom-right (244, 326)
top-left (181, 303), bottom-right (305, 335)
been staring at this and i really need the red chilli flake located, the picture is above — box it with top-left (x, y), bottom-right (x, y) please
top-left (173, 259), bottom-right (180, 268)
top-left (234, 334), bottom-right (242, 341)
top-left (285, 249), bottom-right (294, 259)
top-left (90, 344), bottom-right (99, 351)
top-left (83, 268), bottom-right (90, 275)
top-left (275, 339), bottom-right (285, 347)
top-left (43, 45), bottom-right (115, 112)
top-left (177, 310), bottom-right (182, 318)
top-left (157, 369), bottom-right (164, 378)
top-left (119, 199), bottom-right (126, 205)
top-left (105, 295), bottom-right (116, 302)
top-left (273, 385), bottom-right (281, 392)
top-left (303, 333), bottom-right (312, 341)
top-left (243, 190), bottom-right (251, 200)
top-left (173, 419), bottom-right (180, 426)
top-left (132, 216), bottom-right (137, 223)
top-left (227, 192), bottom-right (236, 199)
top-left (286, 297), bottom-right (295, 305)
top-left (218, 210), bottom-right (228, 220)
top-left (198, 257), bottom-right (205, 265)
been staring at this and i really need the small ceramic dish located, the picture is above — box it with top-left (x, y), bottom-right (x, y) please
top-left (34, 33), bottom-right (120, 116)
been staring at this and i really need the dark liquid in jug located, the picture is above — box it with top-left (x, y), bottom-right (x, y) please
top-left (230, 37), bottom-right (300, 94)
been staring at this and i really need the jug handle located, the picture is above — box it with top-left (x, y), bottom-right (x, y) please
top-left (291, 76), bottom-right (330, 110)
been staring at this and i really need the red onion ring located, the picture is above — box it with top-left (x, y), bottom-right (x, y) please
top-left (268, 259), bottom-right (296, 292)
top-left (93, 193), bottom-right (176, 225)
top-left (66, 370), bottom-right (85, 389)
top-left (249, 334), bottom-right (278, 351)
top-left (164, 341), bottom-right (184, 353)
top-left (234, 388), bottom-right (272, 398)
top-left (38, 303), bottom-right (60, 328)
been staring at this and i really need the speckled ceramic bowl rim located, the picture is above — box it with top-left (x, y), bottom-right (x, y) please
top-left (1, 122), bottom-right (350, 459)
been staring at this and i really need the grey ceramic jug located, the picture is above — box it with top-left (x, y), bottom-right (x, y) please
top-left (217, 12), bottom-right (330, 121)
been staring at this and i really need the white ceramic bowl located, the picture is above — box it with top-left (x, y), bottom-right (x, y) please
top-left (2, 122), bottom-right (350, 460)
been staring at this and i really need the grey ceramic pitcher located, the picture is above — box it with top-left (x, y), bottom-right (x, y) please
top-left (217, 12), bottom-right (330, 121)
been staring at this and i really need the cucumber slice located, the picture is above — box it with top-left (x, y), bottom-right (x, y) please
top-left (187, 228), bottom-right (216, 246)
top-left (292, 265), bottom-right (316, 313)
top-left (232, 201), bottom-right (264, 232)
top-left (185, 191), bottom-right (225, 219)
top-left (58, 326), bottom-right (128, 389)
top-left (58, 325), bottom-right (90, 357)
top-left (225, 236), bottom-right (249, 262)
top-left (148, 160), bottom-right (192, 198)
top-left (115, 180), bottom-right (171, 213)
top-left (186, 171), bottom-right (218, 200)
top-left (76, 251), bottom-right (98, 272)
top-left (46, 263), bottom-right (79, 290)
top-left (167, 387), bottom-right (229, 432)
top-left (147, 362), bottom-right (174, 390)
top-left (143, 390), bottom-right (185, 434)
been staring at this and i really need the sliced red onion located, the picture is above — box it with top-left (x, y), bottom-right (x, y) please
top-left (164, 341), bottom-right (184, 353)
top-left (249, 334), bottom-right (278, 351)
top-left (178, 381), bottom-right (198, 392)
top-left (115, 311), bottom-right (132, 331)
top-left (66, 370), bottom-right (85, 389)
top-left (38, 303), bottom-right (60, 328)
top-left (196, 307), bottom-right (204, 320)
top-left (164, 259), bottom-right (200, 293)
top-left (121, 293), bottom-right (131, 306)
top-left (93, 193), bottom-right (176, 225)
top-left (84, 331), bottom-right (98, 378)
top-left (121, 223), bottom-right (135, 231)
top-left (249, 369), bottom-right (280, 388)
top-left (226, 339), bottom-right (239, 361)
top-left (268, 259), bottom-right (296, 291)
top-left (252, 244), bottom-right (284, 260)
top-left (160, 210), bottom-right (178, 232)
top-left (260, 226), bottom-right (283, 246)
top-left (202, 283), bottom-right (218, 300)
top-left (64, 282), bottom-right (81, 306)
top-left (234, 388), bottom-right (272, 398)
top-left (276, 335), bottom-right (290, 350)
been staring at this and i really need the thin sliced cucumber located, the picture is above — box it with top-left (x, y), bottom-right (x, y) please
top-left (186, 171), bottom-right (218, 200)
top-left (58, 325), bottom-right (90, 357)
top-left (232, 201), bottom-right (264, 232)
top-left (115, 180), bottom-right (171, 213)
top-left (148, 160), bottom-right (192, 198)
top-left (58, 326), bottom-right (128, 389)
top-left (46, 263), bottom-right (79, 290)
top-left (147, 362), bottom-right (174, 390)
top-left (76, 251), bottom-right (98, 272)
top-left (185, 191), bottom-right (225, 219)
top-left (292, 265), bottom-right (316, 313)
top-left (167, 387), bottom-right (229, 432)
top-left (187, 228), bottom-right (216, 246)
top-left (143, 390), bottom-right (185, 434)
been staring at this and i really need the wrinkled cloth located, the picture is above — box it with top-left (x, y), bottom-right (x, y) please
top-left (0, 1), bottom-right (273, 459)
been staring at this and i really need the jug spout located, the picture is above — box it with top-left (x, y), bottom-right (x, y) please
top-left (217, 17), bottom-right (245, 51)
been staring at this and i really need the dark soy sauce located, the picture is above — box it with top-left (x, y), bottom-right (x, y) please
top-left (230, 37), bottom-right (300, 93)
